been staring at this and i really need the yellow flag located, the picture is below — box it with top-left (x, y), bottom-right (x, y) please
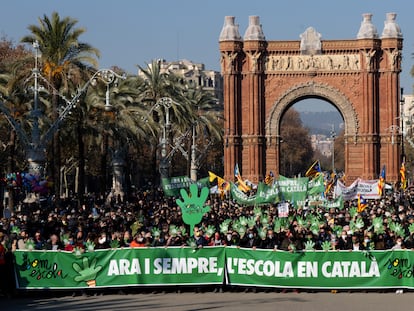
top-left (208, 171), bottom-right (218, 182)
top-left (400, 162), bottom-right (407, 190)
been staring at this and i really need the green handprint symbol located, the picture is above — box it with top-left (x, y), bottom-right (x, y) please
top-left (176, 184), bottom-right (210, 234)
top-left (72, 257), bottom-right (102, 287)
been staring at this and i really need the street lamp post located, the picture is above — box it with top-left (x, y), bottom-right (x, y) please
top-left (156, 97), bottom-right (172, 179)
top-left (190, 125), bottom-right (197, 181)
top-left (142, 97), bottom-right (194, 182)
top-left (330, 124), bottom-right (336, 173)
top-left (279, 138), bottom-right (286, 176)
top-left (400, 87), bottom-right (405, 163)
top-left (27, 40), bottom-right (45, 176)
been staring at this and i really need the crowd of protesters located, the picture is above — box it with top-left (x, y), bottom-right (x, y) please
top-left (1, 185), bottom-right (414, 296)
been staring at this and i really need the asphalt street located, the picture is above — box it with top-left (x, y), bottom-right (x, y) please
top-left (1, 289), bottom-right (412, 311)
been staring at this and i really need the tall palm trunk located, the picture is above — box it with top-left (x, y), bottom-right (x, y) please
top-left (52, 92), bottom-right (61, 196)
top-left (77, 122), bottom-right (85, 199)
top-left (100, 131), bottom-right (109, 196)
top-left (7, 130), bottom-right (16, 210)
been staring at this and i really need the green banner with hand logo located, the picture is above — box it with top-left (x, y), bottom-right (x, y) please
top-left (14, 247), bottom-right (414, 289)
top-left (14, 247), bottom-right (225, 289)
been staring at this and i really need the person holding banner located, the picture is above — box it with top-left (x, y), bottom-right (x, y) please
top-left (240, 228), bottom-right (259, 248)
top-left (224, 231), bottom-right (240, 246)
top-left (258, 229), bottom-right (278, 249)
top-left (337, 230), bottom-right (352, 250)
top-left (391, 236), bottom-right (405, 250)
top-left (351, 234), bottom-right (365, 251)
top-left (208, 232), bottom-right (225, 246)
top-left (193, 226), bottom-right (208, 248)
top-left (279, 230), bottom-right (294, 251)
top-left (130, 233), bottom-right (147, 248)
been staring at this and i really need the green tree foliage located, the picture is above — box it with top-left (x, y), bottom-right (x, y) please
top-left (333, 129), bottom-right (345, 172)
top-left (280, 108), bottom-right (314, 177)
top-left (0, 39), bottom-right (32, 208)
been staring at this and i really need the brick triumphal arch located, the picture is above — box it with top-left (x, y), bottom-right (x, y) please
top-left (219, 13), bottom-right (403, 183)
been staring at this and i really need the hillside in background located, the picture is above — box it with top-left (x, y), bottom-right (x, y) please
top-left (299, 111), bottom-right (344, 136)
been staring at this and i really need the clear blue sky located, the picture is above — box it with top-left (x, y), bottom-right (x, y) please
top-left (1, 0), bottom-right (413, 108)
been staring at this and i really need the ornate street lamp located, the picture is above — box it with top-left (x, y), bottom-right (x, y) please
top-left (0, 40), bottom-right (125, 178)
top-left (157, 97), bottom-right (172, 179)
top-left (142, 97), bottom-right (174, 180)
top-left (190, 125), bottom-right (198, 181)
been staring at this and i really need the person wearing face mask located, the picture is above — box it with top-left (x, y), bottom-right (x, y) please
top-left (130, 233), bottom-right (147, 248)
top-left (391, 236), bottom-right (405, 250)
top-left (240, 229), bottom-right (258, 248)
top-left (224, 231), bottom-right (239, 246)
top-left (95, 232), bottom-right (110, 249)
top-left (362, 234), bottom-right (373, 250)
top-left (258, 229), bottom-right (278, 249)
top-left (193, 227), bottom-right (208, 248)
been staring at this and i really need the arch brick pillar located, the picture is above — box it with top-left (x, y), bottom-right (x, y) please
top-left (241, 40), bottom-right (267, 183)
top-left (220, 41), bottom-right (244, 181)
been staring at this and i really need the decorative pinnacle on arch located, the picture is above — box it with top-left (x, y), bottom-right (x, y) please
top-left (244, 16), bottom-right (265, 41)
top-left (357, 13), bottom-right (378, 39)
top-left (381, 12), bottom-right (402, 39)
top-left (219, 16), bottom-right (242, 42)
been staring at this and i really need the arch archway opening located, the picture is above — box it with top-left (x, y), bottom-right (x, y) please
top-left (279, 98), bottom-right (344, 177)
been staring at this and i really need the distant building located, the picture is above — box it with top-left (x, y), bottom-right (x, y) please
top-left (402, 94), bottom-right (414, 136)
top-left (139, 59), bottom-right (223, 104)
top-left (311, 134), bottom-right (333, 157)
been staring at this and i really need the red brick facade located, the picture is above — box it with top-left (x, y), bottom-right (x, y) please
top-left (220, 21), bottom-right (403, 184)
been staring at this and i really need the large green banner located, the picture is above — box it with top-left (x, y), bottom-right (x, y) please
top-left (229, 182), bottom-right (257, 205)
top-left (306, 174), bottom-right (325, 196)
top-left (14, 247), bottom-right (225, 289)
top-left (161, 176), bottom-right (210, 197)
top-left (225, 248), bottom-right (414, 289)
top-left (255, 182), bottom-right (280, 205)
top-left (14, 247), bottom-right (414, 289)
top-left (321, 196), bottom-right (344, 210)
top-left (278, 176), bottom-right (309, 207)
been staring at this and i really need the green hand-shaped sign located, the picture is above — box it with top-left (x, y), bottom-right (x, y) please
top-left (73, 257), bottom-right (102, 285)
top-left (176, 184), bottom-right (210, 234)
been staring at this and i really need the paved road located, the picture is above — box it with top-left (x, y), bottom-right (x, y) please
top-left (1, 290), bottom-right (413, 311)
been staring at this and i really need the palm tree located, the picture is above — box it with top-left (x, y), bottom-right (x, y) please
top-left (137, 60), bottom-right (192, 183)
top-left (21, 11), bottom-right (100, 194)
top-left (85, 72), bottom-right (150, 195)
top-left (179, 85), bottom-right (223, 178)
top-left (0, 49), bottom-right (34, 208)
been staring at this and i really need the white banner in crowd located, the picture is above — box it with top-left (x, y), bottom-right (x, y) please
top-left (334, 178), bottom-right (381, 200)
top-left (277, 202), bottom-right (290, 217)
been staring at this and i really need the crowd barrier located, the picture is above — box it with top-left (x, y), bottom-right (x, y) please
top-left (13, 246), bottom-right (414, 290)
